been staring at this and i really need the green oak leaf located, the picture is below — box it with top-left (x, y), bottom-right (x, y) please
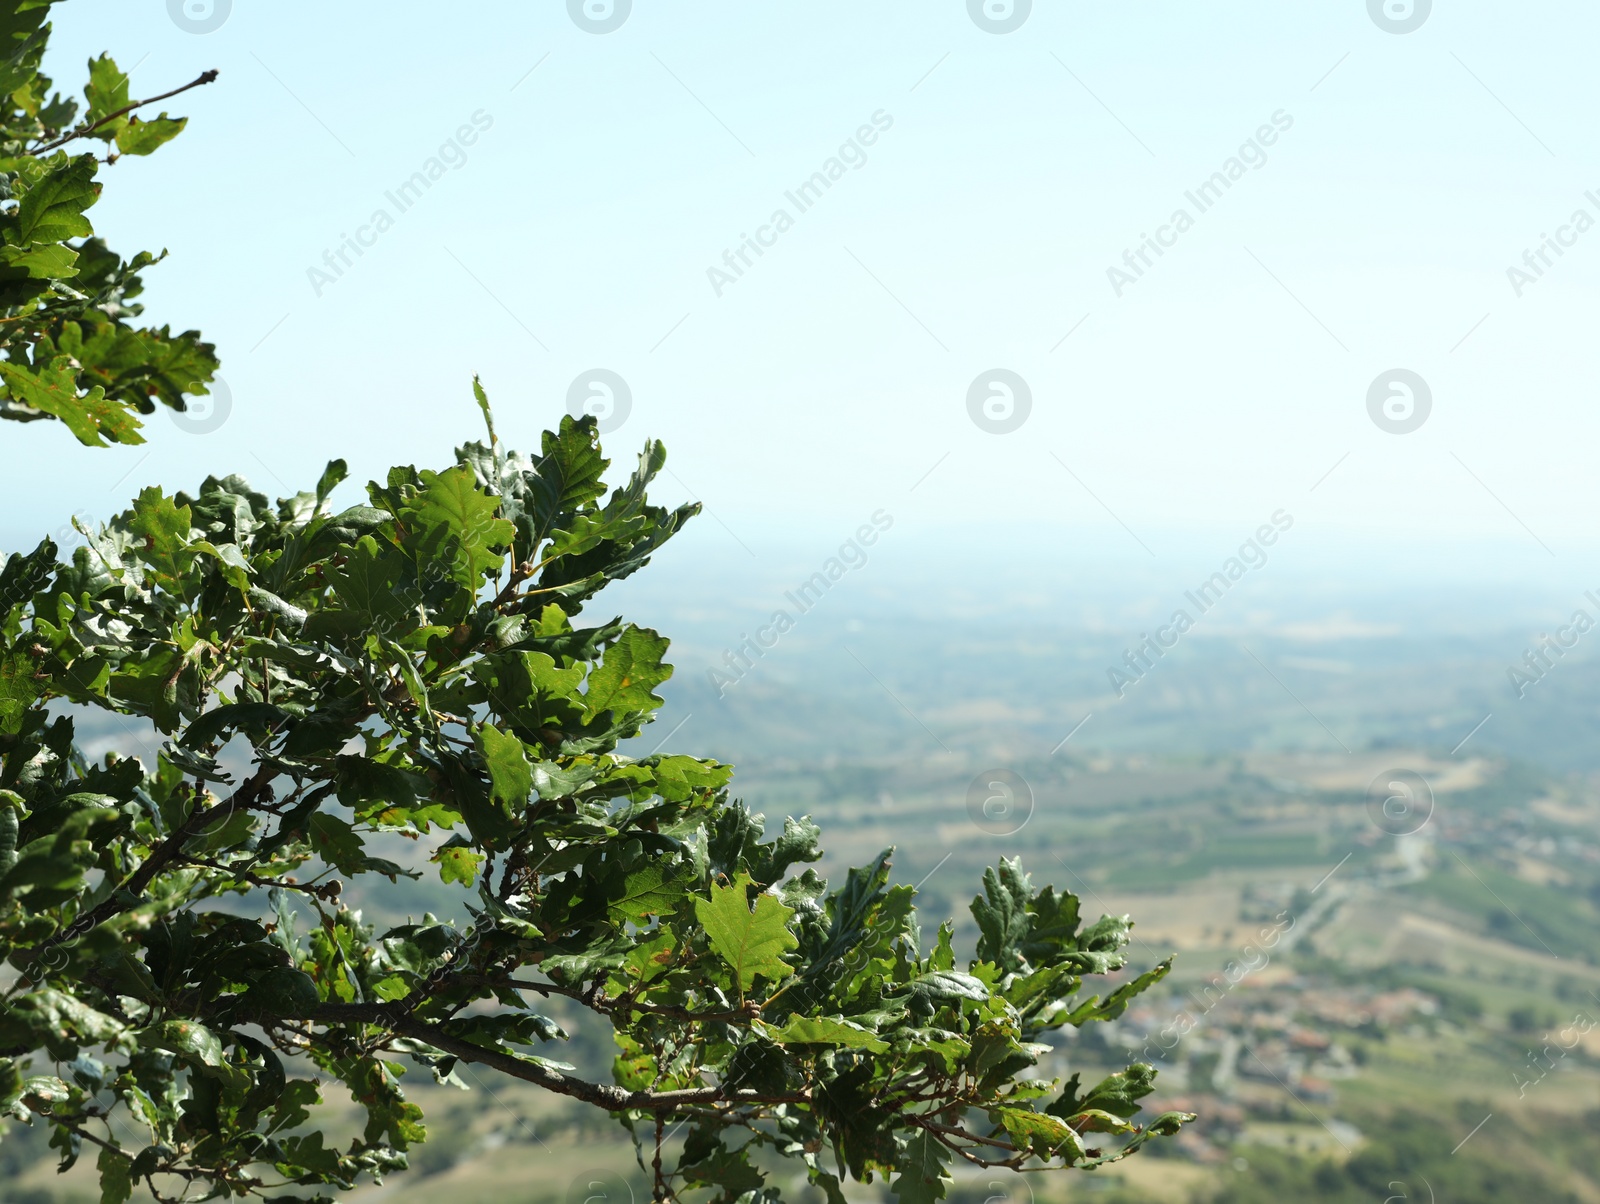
top-left (0, 10), bottom-right (49, 98)
top-left (476, 724), bottom-right (533, 809)
top-left (12, 154), bottom-right (98, 245)
top-left (127, 486), bottom-right (193, 580)
top-left (650, 754), bottom-right (733, 801)
top-left (0, 1056), bottom-right (22, 1107)
top-left (694, 871), bottom-right (797, 994)
top-left (1067, 1107), bottom-right (1138, 1134)
top-left (998, 1107), bottom-right (1086, 1160)
top-left (582, 625), bottom-right (671, 722)
top-left (0, 240), bottom-right (78, 278)
top-left (527, 414), bottom-right (608, 538)
top-left (1064, 959), bottom-right (1172, 1026)
top-left (434, 845), bottom-right (484, 887)
top-left (1143, 1110), bottom-right (1195, 1137)
top-left (0, 652), bottom-right (40, 734)
top-left (609, 864), bottom-right (681, 925)
top-left (1048, 1062), bottom-right (1159, 1120)
top-left (83, 53), bottom-right (130, 136)
top-left (621, 927), bottom-right (677, 985)
top-left (679, 1137), bottom-right (764, 1197)
top-left (0, 793), bottom-right (19, 875)
top-left (760, 1014), bottom-right (888, 1053)
top-left (115, 113), bottom-right (186, 156)
top-left (243, 967), bottom-right (321, 1018)
top-left (0, 358), bottom-right (142, 447)
top-left (402, 464), bottom-right (514, 587)
top-left (96, 1144), bottom-right (134, 1204)
top-left (137, 1020), bottom-right (225, 1068)
top-left (307, 813), bottom-right (366, 875)
top-left (890, 1129), bottom-right (950, 1204)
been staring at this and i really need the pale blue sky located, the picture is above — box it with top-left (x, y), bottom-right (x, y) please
top-left (10, 1), bottom-right (1600, 607)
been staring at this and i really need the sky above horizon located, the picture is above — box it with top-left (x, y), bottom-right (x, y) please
top-left (8, 1), bottom-right (1600, 613)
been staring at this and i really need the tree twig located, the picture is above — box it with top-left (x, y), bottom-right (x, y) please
top-left (315, 1006), bottom-right (809, 1113)
top-left (33, 69), bottom-right (219, 155)
top-left (50, 764), bottom-right (276, 946)
top-left (653, 1114), bottom-right (666, 1202)
top-left (487, 976), bottom-right (757, 1024)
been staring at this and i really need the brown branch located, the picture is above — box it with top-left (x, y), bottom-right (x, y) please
top-left (51, 765), bottom-right (277, 946)
top-left (916, 1119), bottom-right (1020, 1153)
top-left (183, 857), bottom-right (339, 901)
top-left (33, 70), bottom-right (219, 155)
top-left (24, 1114), bottom-right (216, 1187)
top-left (653, 1114), bottom-right (666, 1202)
top-left (941, 1140), bottom-right (1027, 1171)
top-left (490, 559), bottom-right (534, 610)
top-left (488, 976), bottom-right (756, 1024)
top-left (313, 1005), bottom-right (806, 1113)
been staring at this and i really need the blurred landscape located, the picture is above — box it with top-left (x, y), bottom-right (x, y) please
top-left (6, 529), bottom-right (1599, 1204)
